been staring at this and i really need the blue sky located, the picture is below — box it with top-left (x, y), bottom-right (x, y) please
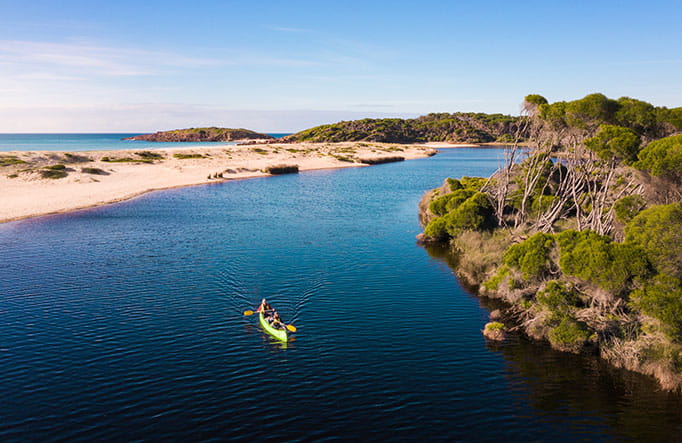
top-left (1, 0), bottom-right (681, 132)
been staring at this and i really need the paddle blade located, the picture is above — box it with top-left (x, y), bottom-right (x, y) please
top-left (286, 324), bottom-right (297, 332)
top-left (243, 310), bottom-right (255, 316)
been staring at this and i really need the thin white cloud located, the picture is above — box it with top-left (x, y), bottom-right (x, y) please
top-left (268, 26), bottom-right (313, 33)
top-left (0, 40), bottom-right (223, 77)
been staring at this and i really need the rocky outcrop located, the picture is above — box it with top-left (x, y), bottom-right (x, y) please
top-left (124, 127), bottom-right (274, 142)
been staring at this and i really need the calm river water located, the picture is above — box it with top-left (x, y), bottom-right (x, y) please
top-left (1, 148), bottom-right (680, 440)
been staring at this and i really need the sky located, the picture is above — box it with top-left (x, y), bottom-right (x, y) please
top-left (1, 0), bottom-right (681, 132)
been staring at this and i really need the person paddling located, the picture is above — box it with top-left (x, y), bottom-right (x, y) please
top-left (256, 298), bottom-right (272, 314)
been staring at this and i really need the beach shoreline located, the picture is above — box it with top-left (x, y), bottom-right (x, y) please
top-left (0, 142), bottom-right (436, 224)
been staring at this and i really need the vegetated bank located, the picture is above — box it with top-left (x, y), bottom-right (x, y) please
top-left (283, 113), bottom-right (526, 143)
top-left (124, 127), bottom-right (274, 142)
top-left (418, 93), bottom-right (682, 390)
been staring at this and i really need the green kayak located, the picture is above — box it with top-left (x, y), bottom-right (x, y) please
top-left (259, 312), bottom-right (288, 342)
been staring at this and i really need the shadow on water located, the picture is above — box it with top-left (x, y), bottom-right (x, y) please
top-left (423, 242), bottom-right (682, 441)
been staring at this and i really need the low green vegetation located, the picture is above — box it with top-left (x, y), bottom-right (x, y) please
top-left (284, 113), bottom-right (526, 144)
top-left (101, 156), bottom-right (154, 163)
top-left (0, 155), bottom-right (26, 166)
top-left (135, 151), bottom-right (163, 160)
top-left (40, 164), bottom-right (68, 179)
top-left (420, 92), bottom-right (682, 390)
top-left (172, 153), bottom-right (205, 159)
top-left (125, 127), bottom-right (274, 142)
top-left (81, 167), bottom-right (108, 175)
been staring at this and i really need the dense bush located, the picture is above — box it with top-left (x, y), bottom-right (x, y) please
top-left (503, 232), bottom-right (555, 280)
top-left (635, 134), bottom-right (682, 179)
top-left (548, 317), bottom-right (591, 353)
top-left (584, 124), bottom-right (641, 163)
top-left (424, 216), bottom-right (449, 240)
top-left (443, 192), bottom-right (496, 235)
top-left (537, 280), bottom-right (581, 315)
top-left (459, 176), bottom-right (488, 190)
top-left (625, 203), bottom-right (682, 278)
top-left (630, 274), bottom-right (682, 340)
top-left (558, 230), bottom-right (651, 295)
top-left (537, 93), bottom-right (682, 138)
top-left (429, 189), bottom-right (476, 216)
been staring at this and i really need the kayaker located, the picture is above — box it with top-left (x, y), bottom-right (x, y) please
top-left (270, 311), bottom-right (283, 329)
top-left (256, 299), bottom-right (271, 313)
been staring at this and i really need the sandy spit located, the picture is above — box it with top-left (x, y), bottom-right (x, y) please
top-left (0, 142), bottom-right (436, 224)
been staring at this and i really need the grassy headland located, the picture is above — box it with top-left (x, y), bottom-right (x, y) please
top-left (418, 93), bottom-right (682, 390)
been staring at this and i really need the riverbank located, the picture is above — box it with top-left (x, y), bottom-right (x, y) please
top-left (0, 142), bottom-right (435, 224)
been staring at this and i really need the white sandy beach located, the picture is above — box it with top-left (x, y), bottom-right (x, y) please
top-left (0, 142), bottom-right (436, 223)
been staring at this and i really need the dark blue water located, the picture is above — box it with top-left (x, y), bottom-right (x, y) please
top-left (1, 149), bottom-right (680, 441)
top-left (0, 133), bottom-right (291, 152)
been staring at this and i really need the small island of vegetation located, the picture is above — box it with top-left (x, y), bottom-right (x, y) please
top-left (419, 93), bottom-right (682, 390)
top-left (124, 127), bottom-right (274, 142)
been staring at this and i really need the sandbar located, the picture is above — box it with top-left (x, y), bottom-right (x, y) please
top-left (0, 142), bottom-right (436, 224)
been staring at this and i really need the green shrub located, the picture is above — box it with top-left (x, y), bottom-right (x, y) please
top-left (429, 189), bottom-right (475, 216)
top-left (483, 265), bottom-right (511, 291)
top-left (45, 164), bottom-right (66, 170)
top-left (63, 153), bottom-right (92, 162)
top-left (173, 153), bottom-right (205, 159)
top-left (102, 156), bottom-right (152, 163)
top-left (625, 203), bottom-right (682, 278)
top-left (81, 167), bottom-right (108, 175)
top-left (459, 176), bottom-right (487, 191)
top-left (524, 94), bottom-right (549, 106)
top-left (424, 216), bottom-right (449, 240)
top-left (503, 232), bottom-right (555, 280)
top-left (630, 274), bottom-right (682, 340)
top-left (443, 192), bottom-right (495, 235)
top-left (40, 168), bottom-right (68, 179)
top-left (135, 151), bottom-right (163, 159)
top-left (613, 194), bottom-right (646, 223)
top-left (558, 230), bottom-right (651, 295)
top-left (584, 124), bottom-right (641, 163)
top-left (636, 134), bottom-right (682, 179)
top-left (537, 280), bottom-right (580, 315)
top-left (0, 155), bottom-right (26, 166)
top-left (446, 177), bottom-right (463, 191)
top-left (548, 317), bottom-right (591, 352)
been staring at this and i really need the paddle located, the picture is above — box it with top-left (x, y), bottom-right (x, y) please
top-left (243, 309), bottom-right (297, 332)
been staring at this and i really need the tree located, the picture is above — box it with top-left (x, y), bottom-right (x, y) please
top-left (584, 125), bottom-right (641, 164)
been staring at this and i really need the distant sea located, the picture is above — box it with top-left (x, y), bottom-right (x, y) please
top-left (0, 133), bottom-right (292, 152)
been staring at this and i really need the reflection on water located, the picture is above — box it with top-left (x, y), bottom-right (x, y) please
top-left (424, 243), bottom-right (682, 440)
